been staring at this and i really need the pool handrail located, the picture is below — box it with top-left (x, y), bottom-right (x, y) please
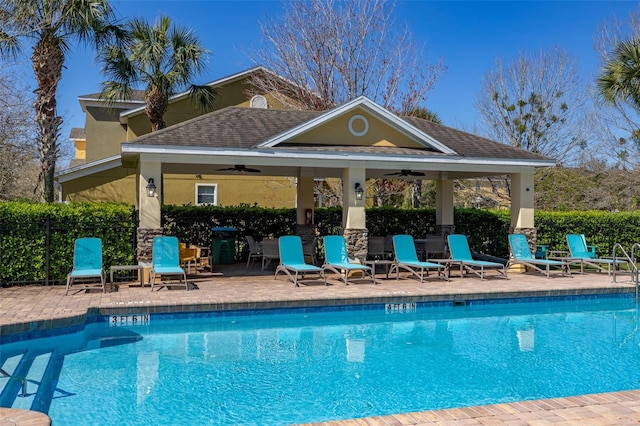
top-left (612, 243), bottom-right (640, 301)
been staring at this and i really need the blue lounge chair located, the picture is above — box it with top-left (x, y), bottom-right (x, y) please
top-left (275, 236), bottom-right (325, 286)
top-left (322, 235), bottom-right (375, 285)
top-left (391, 234), bottom-right (446, 282)
top-left (66, 237), bottom-right (106, 295)
top-left (566, 234), bottom-right (625, 275)
top-left (447, 234), bottom-right (507, 280)
top-left (150, 236), bottom-right (188, 291)
top-left (507, 234), bottom-right (570, 278)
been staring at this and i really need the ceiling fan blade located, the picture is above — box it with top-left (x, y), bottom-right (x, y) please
top-left (385, 169), bottom-right (424, 177)
top-left (215, 165), bottom-right (261, 173)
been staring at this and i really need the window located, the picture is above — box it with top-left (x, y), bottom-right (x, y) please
top-left (196, 184), bottom-right (217, 205)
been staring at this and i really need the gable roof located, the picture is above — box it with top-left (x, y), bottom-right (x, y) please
top-left (118, 66), bottom-right (272, 122)
top-left (123, 99), bottom-right (550, 163)
top-left (59, 96), bottom-right (554, 184)
top-left (258, 96), bottom-right (456, 155)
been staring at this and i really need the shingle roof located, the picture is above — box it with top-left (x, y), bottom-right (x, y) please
top-left (133, 107), bottom-right (322, 148)
top-left (69, 128), bottom-right (86, 140)
top-left (129, 106), bottom-right (552, 162)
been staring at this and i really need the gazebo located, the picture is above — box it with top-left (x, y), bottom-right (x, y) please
top-left (58, 96), bottom-right (555, 262)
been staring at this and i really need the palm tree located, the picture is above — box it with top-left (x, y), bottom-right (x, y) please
top-left (597, 37), bottom-right (640, 109)
top-left (99, 15), bottom-right (216, 132)
top-left (0, 0), bottom-right (121, 202)
top-left (403, 107), bottom-right (442, 124)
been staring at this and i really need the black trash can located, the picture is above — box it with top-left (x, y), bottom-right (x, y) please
top-left (211, 226), bottom-right (238, 265)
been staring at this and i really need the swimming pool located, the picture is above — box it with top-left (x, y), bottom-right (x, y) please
top-left (1, 294), bottom-right (639, 425)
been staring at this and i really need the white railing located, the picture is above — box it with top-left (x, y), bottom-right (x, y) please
top-left (613, 243), bottom-right (640, 300)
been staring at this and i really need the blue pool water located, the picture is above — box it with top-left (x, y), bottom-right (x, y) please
top-left (2, 295), bottom-right (640, 425)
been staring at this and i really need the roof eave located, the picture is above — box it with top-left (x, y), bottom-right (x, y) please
top-left (121, 144), bottom-right (556, 169)
top-left (55, 155), bottom-right (123, 183)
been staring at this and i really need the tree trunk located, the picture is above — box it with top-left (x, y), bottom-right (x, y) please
top-left (32, 35), bottom-right (63, 203)
top-left (146, 85), bottom-right (168, 131)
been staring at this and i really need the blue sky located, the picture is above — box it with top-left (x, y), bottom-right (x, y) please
top-left (44, 1), bottom-right (640, 145)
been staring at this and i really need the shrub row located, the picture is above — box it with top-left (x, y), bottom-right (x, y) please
top-left (0, 203), bottom-right (136, 285)
top-left (2, 202), bottom-right (639, 284)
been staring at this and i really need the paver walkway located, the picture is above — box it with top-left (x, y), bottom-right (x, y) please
top-left (1, 265), bottom-right (639, 425)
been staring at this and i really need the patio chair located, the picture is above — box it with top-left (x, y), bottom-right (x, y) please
top-left (302, 237), bottom-right (318, 265)
top-left (423, 234), bottom-right (448, 259)
top-left (245, 236), bottom-right (263, 269)
top-left (390, 234), bottom-right (447, 283)
top-left (150, 236), bottom-right (188, 291)
top-left (367, 236), bottom-right (387, 260)
top-left (275, 236), bottom-right (325, 286)
top-left (261, 238), bottom-right (280, 271)
top-left (179, 242), bottom-right (198, 274)
top-left (66, 237), bottom-right (106, 295)
top-left (322, 235), bottom-right (375, 285)
top-left (566, 234), bottom-right (626, 275)
top-left (447, 234), bottom-right (508, 280)
top-left (507, 234), bottom-right (570, 278)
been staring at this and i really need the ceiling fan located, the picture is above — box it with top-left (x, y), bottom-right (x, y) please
top-left (384, 169), bottom-right (425, 177)
top-left (215, 165), bottom-right (261, 173)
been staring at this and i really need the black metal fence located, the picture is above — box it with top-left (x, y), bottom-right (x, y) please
top-left (0, 212), bottom-right (138, 286)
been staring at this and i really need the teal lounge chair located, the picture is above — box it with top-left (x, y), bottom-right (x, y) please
top-left (275, 235), bottom-right (325, 286)
top-left (566, 234), bottom-right (625, 275)
top-left (66, 237), bottom-right (106, 295)
top-left (507, 234), bottom-right (570, 278)
top-left (447, 234), bottom-right (507, 280)
top-left (322, 235), bottom-right (375, 285)
top-left (391, 234), bottom-right (447, 282)
top-left (150, 236), bottom-right (188, 291)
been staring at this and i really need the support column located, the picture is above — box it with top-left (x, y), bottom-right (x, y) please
top-left (510, 170), bottom-right (537, 252)
top-left (296, 169), bottom-right (316, 244)
top-left (436, 173), bottom-right (455, 236)
top-left (342, 167), bottom-right (367, 260)
top-left (137, 159), bottom-right (162, 264)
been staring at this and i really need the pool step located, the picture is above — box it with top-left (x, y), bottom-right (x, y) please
top-left (0, 351), bottom-right (53, 411)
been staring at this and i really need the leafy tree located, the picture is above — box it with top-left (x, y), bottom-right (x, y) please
top-left (99, 15), bottom-right (216, 131)
top-left (0, 0), bottom-right (122, 202)
top-left (250, 0), bottom-right (446, 113)
top-left (475, 48), bottom-right (590, 165)
top-left (595, 35), bottom-right (640, 171)
top-left (597, 38), bottom-right (640, 108)
top-left (593, 9), bottom-right (640, 170)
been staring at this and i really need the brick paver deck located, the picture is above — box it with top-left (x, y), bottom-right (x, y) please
top-left (1, 264), bottom-right (639, 425)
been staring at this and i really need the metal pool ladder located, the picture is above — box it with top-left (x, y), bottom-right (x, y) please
top-left (612, 243), bottom-right (640, 300)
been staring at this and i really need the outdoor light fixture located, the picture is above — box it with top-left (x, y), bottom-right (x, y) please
top-left (146, 178), bottom-right (156, 198)
top-left (355, 182), bottom-right (364, 201)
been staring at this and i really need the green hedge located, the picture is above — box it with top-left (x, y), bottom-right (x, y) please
top-left (2, 202), bottom-right (640, 285)
top-left (0, 202), bottom-right (136, 285)
top-left (163, 206), bottom-right (640, 260)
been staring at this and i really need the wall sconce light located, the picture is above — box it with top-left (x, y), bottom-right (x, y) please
top-left (146, 178), bottom-right (156, 198)
top-left (355, 182), bottom-right (364, 201)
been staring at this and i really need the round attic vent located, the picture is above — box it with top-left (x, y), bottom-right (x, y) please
top-left (250, 95), bottom-right (268, 109)
top-left (348, 114), bottom-right (369, 137)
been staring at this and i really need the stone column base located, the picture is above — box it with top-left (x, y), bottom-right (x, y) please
top-left (344, 228), bottom-right (368, 261)
top-left (437, 224), bottom-right (456, 236)
top-left (295, 224), bottom-right (316, 245)
top-left (136, 228), bottom-right (164, 264)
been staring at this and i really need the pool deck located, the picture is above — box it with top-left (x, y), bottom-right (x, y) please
top-left (2, 264), bottom-right (640, 425)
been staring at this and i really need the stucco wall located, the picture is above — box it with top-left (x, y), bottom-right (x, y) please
top-left (84, 107), bottom-right (128, 161)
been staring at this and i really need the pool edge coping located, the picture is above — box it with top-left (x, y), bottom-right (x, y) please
top-left (1, 285), bottom-right (634, 342)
